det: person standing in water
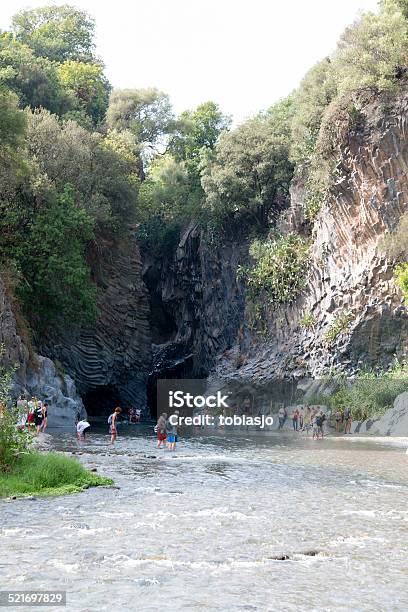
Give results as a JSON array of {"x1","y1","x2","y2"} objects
[
  {"x1": 109, "y1": 407, "x2": 122, "y2": 444},
  {"x1": 278, "y1": 407, "x2": 285, "y2": 430},
  {"x1": 298, "y1": 407, "x2": 304, "y2": 431},
  {"x1": 292, "y1": 408, "x2": 299, "y2": 431},
  {"x1": 41, "y1": 403, "x2": 49, "y2": 432},
  {"x1": 303, "y1": 406, "x2": 312, "y2": 434},
  {"x1": 155, "y1": 412, "x2": 167, "y2": 448},
  {"x1": 344, "y1": 407, "x2": 352, "y2": 434},
  {"x1": 315, "y1": 411, "x2": 326, "y2": 439},
  {"x1": 166, "y1": 410, "x2": 179, "y2": 451}
]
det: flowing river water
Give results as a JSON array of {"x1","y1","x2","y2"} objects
[{"x1": 1, "y1": 427, "x2": 408, "y2": 611}]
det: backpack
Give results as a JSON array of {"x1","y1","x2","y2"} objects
[{"x1": 107, "y1": 414, "x2": 112, "y2": 425}]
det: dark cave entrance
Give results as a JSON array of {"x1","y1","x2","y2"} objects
[
  {"x1": 82, "y1": 385, "x2": 121, "y2": 419},
  {"x1": 147, "y1": 351, "x2": 196, "y2": 420}
]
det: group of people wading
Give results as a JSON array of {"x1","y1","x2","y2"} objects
[
  {"x1": 75, "y1": 408, "x2": 181, "y2": 450},
  {"x1": 278, "y1": 405, "x2": 327, "y2": 439}
]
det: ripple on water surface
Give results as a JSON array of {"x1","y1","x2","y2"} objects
[{"x1": 1, "y1": 430, "x2": 408, "y2": 611}]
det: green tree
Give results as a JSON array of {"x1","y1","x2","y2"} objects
[
  {"x1": 106, "y1": 88, "x2": 175, "y2": 162},
  {"x1": 26, "y1": 109, "x2": 139, "y2": 232},
  {"x1": 0, "y1": 85, "x2": 26, "y2": 149},
  {"x1": 202, "y1": 98, "x2": 294, "y2": 225},
  {"x1": 392, "y1": 0, "x2": 408, "y2": 18},
  {"x1": 136, "y1": 155, "x2": 192, "y2": 254},
  {"x1": 290, "y1": 59, "x2": 337, "y2": 167},
  {"x1": 12, "y1": 4, "x2": 95, "y2": 63},
  {"x1": 57, "y1": 60, "x2": 111, "y2": 124},
  {"x1": 171, "y1": 101, "x2": 231, "y2": 178},
  {"x1": 0, "y1": 84, "x2": 26, "y2": 193},
  {"x1": 0, "y1": 34, "x2": 72, "y2": 115},
  {"x1": 332, "y1": 0, "x2": 408, "y2": 94},
  {"x1": 14, "y1": 186, "x2": 96, "y2": 329}
]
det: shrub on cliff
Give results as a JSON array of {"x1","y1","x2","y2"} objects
[
  {"x1": 238, "y1": 233, "x2": 309, "y2": 306},
  {"x1": 329, "y1": 361, "x2": 408, "y2": 421},
  {"x1": 395, "y1": 263, "x2": 408, "y2": 305},
  {"x1": 380, "y1": 213, "x2": 408, "y2": 260}
]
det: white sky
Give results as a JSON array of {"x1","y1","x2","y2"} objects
[{"x1": 1, "y1": 0, "x2": 380, "y2": 123}]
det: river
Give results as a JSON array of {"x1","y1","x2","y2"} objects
[{"x1": 1, "y1": 427, "x2": 408, "y2": 611}]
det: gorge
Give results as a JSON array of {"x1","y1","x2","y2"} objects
[
  {"x1": 2, "y1": 89, "x2": 408, "y2": 425},
  {"x1": 1, "y1": 1, "x2": 408, "y2": 429}
]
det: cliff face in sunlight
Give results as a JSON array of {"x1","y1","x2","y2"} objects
[{"x1": 214, "y1": 92, "x2": 408, "y2": 380}]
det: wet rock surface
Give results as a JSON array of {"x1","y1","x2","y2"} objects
[
  {"x1": 365, "y1": 391, "x2": 408, "y2": 436},
  {"x1": 142, "y1": 222, "x2": 247, "y2": 378}
]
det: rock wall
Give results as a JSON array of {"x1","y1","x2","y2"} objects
[
  {"x1": 143, "y1": 222, "x2": 247, "y2": 378},
  {"x1": 215, "y1": 92, "x2": 408, "y2": 381},
  {"x1": 41, "y1": 234, "x2": 152, "y2": 411},
  {"x1": 0, "y1": 277, "x2": 84, "y2": 425},
  {"x1": 363, "y1": 391, "x2": 408, "y2": 436}
]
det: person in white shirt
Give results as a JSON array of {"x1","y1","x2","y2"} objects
[{"x1": 76, "y1": 419, "x2": 90, "y2": 440}]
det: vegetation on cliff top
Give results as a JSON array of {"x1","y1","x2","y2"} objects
[{"x1": 1, "y1": 1, "x2": 408, "y2": 338}]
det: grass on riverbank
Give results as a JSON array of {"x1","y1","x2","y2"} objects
[{"x1": 0, "y1": 451, "x2": 113, "y2": 498}]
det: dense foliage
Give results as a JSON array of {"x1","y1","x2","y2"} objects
[
  {"x1": 238, "y1": 234, "x2": 309, "y2": 305},
  {"x1": 395, "y1": 263, "x2": 408, "y2": 305},
  {"x1": 0, "y1": 353, "x2": 31, "y2": 471},
  {"x1": 202, "y1": 98, "x2": 294, "y2": 225},
  {"x1": 1, "y1": 0, "x2": 408, "y2": 339}
]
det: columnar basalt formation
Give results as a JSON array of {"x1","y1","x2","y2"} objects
[
  {"x1": 42, "y1": 235, "x2": 152, "y2": 410},
  {"x1": 215, "y1": 93, "x2": 408, "y2": 380},
  {"x1": 143, "y1": 222, "x2": 246, "y2": 378}
]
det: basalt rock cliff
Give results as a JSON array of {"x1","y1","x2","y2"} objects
[
  {"x1": 214, "y1": 92, "x2": 408, "y2": 381},
  {"x1": 3, "y1": 93, "x2": 408, "y2": 418},
  {"x1": 41, "y1": 234, "x2": 152, "y2": 414},
  {"x1": 143, "y1": 222, "x2": 246, "y2": 380},
  {"x1": 0, "y1": 277, "x2": 84, "y2": 424}
]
